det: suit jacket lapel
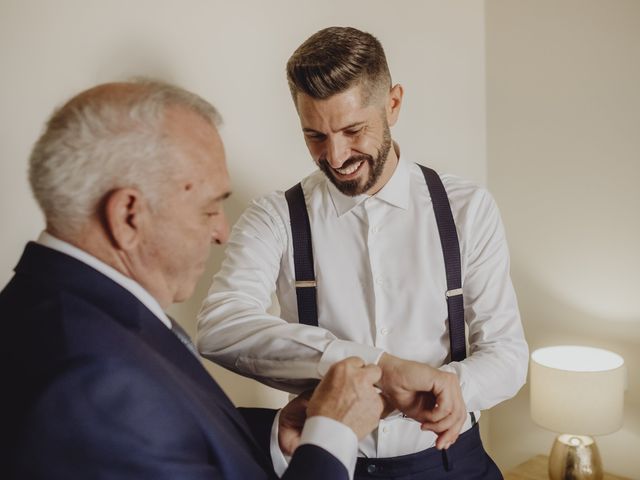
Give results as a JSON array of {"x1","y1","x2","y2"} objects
[
  {"x1": 135, "y1": 307, "x2": 270, "y2": 461},
  {"x1": 133, "y1": 314, "x2": 274, "y2": 474}
]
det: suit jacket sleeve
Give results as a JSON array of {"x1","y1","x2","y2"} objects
[
  {"x1": 13, "y1": 359, "x2": 349, "y2": 480},
  {"x1": 237, "y1": 407, "x2": 350, "y2": 480},
  {"x1": 237, "y1": 407, "x2": 277, "y2": 458}
]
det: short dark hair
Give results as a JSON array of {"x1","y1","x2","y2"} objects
[{"x1": 286, "y1": 26, "x2": 392, "y2": 105}]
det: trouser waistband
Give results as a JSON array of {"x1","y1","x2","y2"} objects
[{"x1": 355, "y1": 423, "x2": 482, "y2": 477}]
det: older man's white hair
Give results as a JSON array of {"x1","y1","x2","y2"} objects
[{"x1": 28, "y1": 79, "x2": 221, "y2": 237}]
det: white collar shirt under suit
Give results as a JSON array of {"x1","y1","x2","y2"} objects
[{"x1": 197, "y1": 153, "x2": 528, "y2": 459}]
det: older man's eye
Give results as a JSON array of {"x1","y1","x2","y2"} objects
[{"x1": 305, "y1": 133, "x2": 326, "y2": 142}]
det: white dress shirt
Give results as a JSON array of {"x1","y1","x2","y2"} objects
[
  {"x1": 197, "y1": 153, "x2": 529, "y2": 458},
  {"x1": 37, "y1": 231, "x2": 357, "y2": 477}
]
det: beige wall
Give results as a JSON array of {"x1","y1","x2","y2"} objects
[
  {"x1": 0, "y1": 0, "x2": 487, "y2": 409},
  {"x1": 486, "y1": 1, "x2": 640, "y2": 476},
  {"x1": 4, "y1": 1, "x2": 638, "y2": 473}
]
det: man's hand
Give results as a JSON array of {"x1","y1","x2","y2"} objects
[
  {"x1": 377, "y1": 353, "x2": 467, "y2": 450},
  {"x1": 278, "y1": 390, "x2": 313, "y2": 456},
  {"x1": 307, "y1": 356, "x2": 384, "y2": 440}
]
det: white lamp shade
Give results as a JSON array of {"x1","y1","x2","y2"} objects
[{"x1": 530, "y1": 346, "x2": 625, "y2": 435}]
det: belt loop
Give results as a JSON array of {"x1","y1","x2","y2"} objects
[{"x1": 442, "y1": 448, "x2": 455, "y2": 472}]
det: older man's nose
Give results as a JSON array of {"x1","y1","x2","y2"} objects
[{"x1": 211, "y1": 210, "x2": 230, "y2": 245}]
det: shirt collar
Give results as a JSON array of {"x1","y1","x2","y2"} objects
[
  {"x1": 327, "y1": 143, "x2": 411, "y2": 217},
  {"x1": 37, "y1": 231, "x2": 172, "y2": 329}
]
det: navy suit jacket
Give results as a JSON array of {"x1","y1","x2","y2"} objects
[{"x1": 1, "y1": 243, "x2": 348, "y2": 479}]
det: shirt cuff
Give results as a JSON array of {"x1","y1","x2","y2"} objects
[
  {"x1": 270, "y1": 413, "x2": 358, "y2": 479},
  {"x1": 318, "y1": 339, "x2": 385, "y2": 377},
  {"x1": 270, "y1": 410, "x2": 290, "y2": 477},
  {"x1": 299, "y1": 416, "x2": 359, "y2": 478},
  {"x1": 438, "y1": 362, "x2": 480, "y2": 415}
]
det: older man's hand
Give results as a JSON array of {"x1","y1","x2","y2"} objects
[
  {"x1": 307, "y1": 356, "x2": 384, "y2": 440},
  {"x1": 377, "y1": 353, "x2": 467, "y2": 450},
  {"x1": 278, "y1": 390, "x2": 313, "y2": 456}
]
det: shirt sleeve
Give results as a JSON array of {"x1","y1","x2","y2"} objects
[
  {"x1": 270, "y1": 411, "x2": 358, "y2": 479},
  {"x1": 440, "y1": 188, "x2": 529, "y2": 411},
  {"x1": 196, "y1": 196, "x2": 383, "y2": 392}
]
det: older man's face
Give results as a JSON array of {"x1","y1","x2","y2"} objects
[{"x1": 142, "y1": 107, "x2": 231, "y2": 304}]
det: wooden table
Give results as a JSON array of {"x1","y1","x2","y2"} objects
[{"x1": 504, "y1": 455, "x2": 633, "y2": 480}]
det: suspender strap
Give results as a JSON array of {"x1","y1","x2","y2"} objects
[
  {"x1": 284, "y1": 183, "x2": 319, "y2": 326},
  {"x1": 418, "y1": 165, "x2": 466, "y2": 362}
]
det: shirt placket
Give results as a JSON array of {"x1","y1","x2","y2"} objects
[{"x1": 364, "y1": 198, "x2": 397, "y2": 457}]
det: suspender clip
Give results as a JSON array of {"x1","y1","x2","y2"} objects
[
  {"x1": 295, "y1": 280, "x2": 317, "y2": 288},
  {"x1": 445, "y1": 288, "x2": 463, "y2": 298}
]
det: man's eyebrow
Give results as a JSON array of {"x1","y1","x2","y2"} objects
[
  {"x1": 302, "y1": 122, "x2": 366, "y2": 134},
  {"x1": 341, "y1": 122, "x2": 366, "y2": 131}
]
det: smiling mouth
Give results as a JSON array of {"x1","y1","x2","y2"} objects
[{"x1": 333, "y1": 159, "x2": 365, "y2": 178}]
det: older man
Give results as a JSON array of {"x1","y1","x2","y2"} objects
[
  {"x1": 1, "y1": 80, "x2": 384, "y2": 479},
  {"x1": 198, "y1": 27, "x2": 529, "y2": 479}
]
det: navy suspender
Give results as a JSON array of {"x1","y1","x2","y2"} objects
[
  {"x1": 284, "y1": 183, "x2": 319, "y2": 327},
  {"x1": 418, "y1": 166, "x2": 466, "y2": 362},
  {"x1": 284, "y1": 164, "x2": 467, "y2": 362}
]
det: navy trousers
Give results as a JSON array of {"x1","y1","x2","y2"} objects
[{"x1": 354, "y1": 424, "x2": 502, "y2": 480}]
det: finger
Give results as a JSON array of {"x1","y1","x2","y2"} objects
[
  {"x1": 342, "y1": 356, "x2": 366, "y2": 368},
  {"x1": 436, "y1": 430, "x2": 459, "y2": 450},
  {"x1": 436, "y1": 414, "x2": 465, "y2": 450},
  {"x1": 361, "y1": 364, "x2": 382, "y2": 384},
  {"x1": 420, "y1": 397, "x2": 454, "y2": 423},
  {"x1": 427, "y1": 424, "x2": 460, "y2": 450},
  {"x1": 420, "y1": 411, "x2": 458, "y2": 434},
  {"x1": 422, "y1": 413, "x2": 465, "y2": 450},
  {"x1": 368, "y1": 391, "x2": 386, "y2": 420}
]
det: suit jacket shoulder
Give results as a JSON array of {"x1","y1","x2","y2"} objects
[{"x1": 2, "y1": 243, "x2": 349, "y2": 479}]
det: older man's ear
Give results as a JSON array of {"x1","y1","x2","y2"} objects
[{"x1": 103, "y1": 187, "x2": 147, "y2": 251}]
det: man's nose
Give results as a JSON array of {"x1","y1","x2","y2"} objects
[
  {"x1": 211, "y1": 210, "x2": 230, "y2": 245},
  {"x1": 325, "y1": 136, "x2": 350, "y2": 168}
]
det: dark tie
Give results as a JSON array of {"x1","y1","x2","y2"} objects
[{"x1": 168, "y1": 316, "x2": 199, "y2": 357}]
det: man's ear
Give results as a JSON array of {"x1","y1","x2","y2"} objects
[
  {"x1": 386, "y1": 84, "x2": 404, "y2": 127},
  {"x1": 103, "y1": 188, "x2": 147, "y2": 251}
]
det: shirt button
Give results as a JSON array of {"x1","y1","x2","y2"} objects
[
  {"x1": 375, "y1": 277, "x2": 384, "y2": 286},
  {"x1": 382, "y1": 426, "x2": 389, "y2": 434},
  {"x1": 370, "y1": 226, "x2": 379, "y2": 234},
  {"x1": 380, "y1": 327, "x2": 389, "y2": 336}
]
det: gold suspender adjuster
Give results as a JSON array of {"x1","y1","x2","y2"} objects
[
  {"x1": 295, "y1": 280, "x2": 317, "y2": 288},
  {"x1": 445, "y1": 288, "x2": 463, "y2": 298}
]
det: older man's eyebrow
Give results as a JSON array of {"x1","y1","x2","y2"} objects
[{"x1": 210, "y1": 191, "x2": 232, "y2": 202}]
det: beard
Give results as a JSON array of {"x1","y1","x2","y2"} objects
[{"x1": 318, "y1": 122, "x2": 392, "y2": 197}]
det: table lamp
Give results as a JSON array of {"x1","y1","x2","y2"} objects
[{"x1": 530, "y1": 345, "x2": 625, "y2": 480}]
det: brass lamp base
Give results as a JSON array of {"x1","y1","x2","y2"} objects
[{"x1": 548, "y1": 434, "x2": 603, "y2": 480}]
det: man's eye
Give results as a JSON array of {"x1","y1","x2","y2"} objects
[
  {"x1": 206, "y1": 212, "x2": 219, "y2": 217},
  {"x1": 306, "y1": 134, "x2": 325, "y2": 142},
  {"x1": 345, "y1": 129, "x2": 362, "y2": 136}
]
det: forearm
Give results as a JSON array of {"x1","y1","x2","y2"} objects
[{"x1": 198, "y1": 291, "x2": 383, "y2": 391}]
